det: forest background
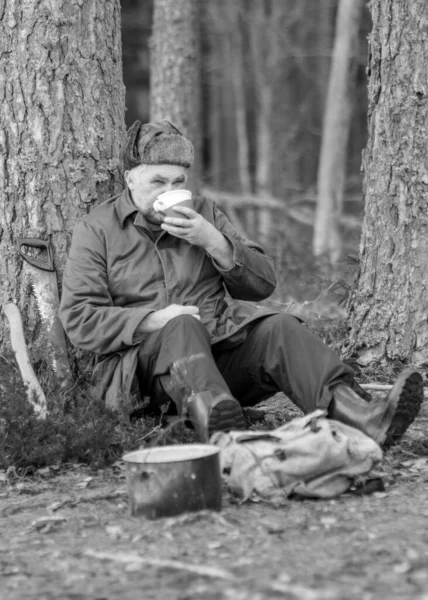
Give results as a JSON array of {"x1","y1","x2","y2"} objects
[
  {"x1": 2, "y1": 4, "x2": 428, "y2": 599},
  {"x1": 122, "y1": 0, "x2": 370, "y2": 308}
]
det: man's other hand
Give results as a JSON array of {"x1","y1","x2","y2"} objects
[{"x1": 136, "y1": 304, "x2": 200, "y2": 335}]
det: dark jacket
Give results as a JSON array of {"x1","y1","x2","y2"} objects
[{"x1": 60, "y1": 189, "x2": 278, "y2": 416}]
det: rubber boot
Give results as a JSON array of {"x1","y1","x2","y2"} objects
[
  {"x1": 183, "y1": 391, "x2": 246, "y2": 443},
  {"x1": 158, "y1": 374, "x2": 246, "y2": 443},
  {"x1": 329, "y1": 369, "x2": 423, "y2": 449}
]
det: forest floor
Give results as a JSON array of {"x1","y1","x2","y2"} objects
[
  {"x1": 2, "y1": 204, "x2": 428, "y2": 599},
  {"x1": 2, "y1": 392, "x2": 428, "y2": 600}
]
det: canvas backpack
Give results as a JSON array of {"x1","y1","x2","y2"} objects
[{"x1": 211, "y1": 409, "x2": 382, "y2": 504}]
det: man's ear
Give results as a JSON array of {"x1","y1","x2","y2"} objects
[{"x1": 124, "y1": 170, "x2": 132, "y2": 188}]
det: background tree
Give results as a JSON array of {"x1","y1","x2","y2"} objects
[
  {"x1": 149, "y1": 0, "x2": 201, "y2": 192},
  {"x1": 347, "y1": 0, "x2": 428, "y2": 367},
  {"x1": 0, "y1": 0, "x2": 125, "y2": 351},
  {"x1": 313, "y1": 0, "x2": 365, "y2": 265}
]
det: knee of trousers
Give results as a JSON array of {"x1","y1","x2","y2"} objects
[
  {"x1": 162, "y1": 313, "x2": 210, "y2": 340},
  {"x1": 257, "y1": 313, "x2": 303, "y2": 340}
]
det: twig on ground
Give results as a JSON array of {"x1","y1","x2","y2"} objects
[
  {"x1": 49, "y1": 489, "x2": 128, "y2": 511},
  {"x1": 84, "y1": 549, "x2": 237, "y2": 581},
  {"x1": 361, "y1": 383, "x2": 428, "y2": 400},
  {"x1": 29, "y1": 516, "x2": 67, "y2": 532},
  {"x1": 2, "y1": 489, "x2": 128, "y2": 517},
  {"x1": 269, "y1": 581, "x2": 338, "y2": 600}
]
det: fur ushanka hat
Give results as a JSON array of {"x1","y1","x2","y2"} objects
[{"x1": 121, "y1": 119, "x2": 194, "y2": 172}]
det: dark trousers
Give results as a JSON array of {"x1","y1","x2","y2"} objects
[{"x1": 136, "y1": 313, "x2": 355, "y2": 415}]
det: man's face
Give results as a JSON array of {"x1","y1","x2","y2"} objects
[{"x1": 125, "y1": 164, "x2": 187, "y2": 225}]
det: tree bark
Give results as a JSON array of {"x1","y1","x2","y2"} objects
[
  {"x1": 313, "y1": 0, "x2": 365, "y2": 263},
  {"x1": 0, "y1": 0, "x2": 125, "y2": 348},
  {"x1": 149, "y1": 0, "x2": 201, "y2": 193},
  {"x1": 347, "y1": 0, "x2": 428, "y2": 367}
]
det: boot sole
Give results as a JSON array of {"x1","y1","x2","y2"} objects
[
  {"x1": 208, "y1": 399, "x2": 246, "y2": 437},
  {"x1": 382, "y1": 370, "x2": 424, "y2": 450}
]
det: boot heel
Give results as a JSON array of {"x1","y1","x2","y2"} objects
[
  {"x1": 383, "y1": 370, "x2": 424, "y2": 449},
  {"x1": 208, "y1": 399, "x2": 246, "y2": 437}
]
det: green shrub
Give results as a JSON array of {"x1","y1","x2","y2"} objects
[{"x1": 0, "y1": 355, "x2": 193, "y2": 471}]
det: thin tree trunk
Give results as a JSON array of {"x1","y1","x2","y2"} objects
[
  {"x1": 149, "y1": 0, "x2": 201, "y2": 194},
  {"x1": 0, "y1": 0, "x2": 124, "y2": 349},
  {"x1": 210, "y1": 92, "x2": 224, "y2": 192},
  {"x1": 229, "y1": 3, "x2": 252, "y2": 195},
  {"x1": 206, "y1": 26, "x2": 222, "y2": 191},
  {"x1": 255, "y1": 87, "x2": 273, "y2": 196},
  {"x1": 347, "y1": 0, "x2": 428, "y2": 367},
  {"x1": 317, "y1": 0, "x2": 334, "y2": 116},
  {"x1": 313, "y1": 0, "x2": 364, "y2": 263},
  {"x1": 248, "y1": 0, "x2": 278, "y2": 197},
  {"x1": 247, "y1": 0, "x2": 280, "y2": 248}
]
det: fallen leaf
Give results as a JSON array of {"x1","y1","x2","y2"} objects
[
  {"x1": 29, "y1": 516, "x2": 67, "y2": 532},
  {"x1": 401, "y1": 459, "x2": 428, "y2": 469},
  {"x1": 1, "y1": 566, "x2": 21, "y2": 576},
  {"x1": 319, "y1": 516, "x2": 337, "y2": 527},
  {"x1": 274, "y1": 572, "x2": 292, "y2": 585},
  {"x1": 47, "y1": 501, "x2": 65, "y2": 512},
  {"x1": 75, "y1": 477, "x2": 93, "y2": 489},
  {"x1": 407, "y1": 548, "x2": 420, "y2": 561},
  {"x1": 394, "y1": 561, "x2": 411, "y2": 574},
  {"x1": 409, "y1": 569, "x2": 428, "y2": 585},
  {"x1": 262, "y1": 518, "x2": 285, "y2": 534},
  {"x1": 105, "y1": 524, "x2": 124, "y2": 539},
  {"x1": 37, "y1": 467, "x2": 51, "y2": 476},
  {"x1": 113, "y1": 461, "x2": 126, "y2": 470}
]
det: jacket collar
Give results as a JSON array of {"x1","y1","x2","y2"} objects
[
  {"x1": 115, "y1": 188, "x2": 138, "y2": 227},
  {"x1": 114, "y1": 188, "x2": 162, "y2": 235}
]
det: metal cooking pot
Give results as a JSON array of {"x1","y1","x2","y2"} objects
[{"x1": 122, "y1": 444, "x2": 222, "y2": 519}]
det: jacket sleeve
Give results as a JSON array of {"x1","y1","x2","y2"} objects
[
  {"x1": 208, "y1": 202, "x2": 277, "y2": 301},
  {"x1": 59, "y1": 221, "x2": 153, "y2": 354}
]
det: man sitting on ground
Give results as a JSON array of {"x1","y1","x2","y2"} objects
[{"x1": 60, "y1": 120, "x2": 423, "y2": 446}]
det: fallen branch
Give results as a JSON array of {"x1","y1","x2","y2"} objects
[
  {"x1": 269, "y1": 581, "x2": 338, "y2": 600},
  {"x1": 85, "y1": 549, "x2": 336, "y2": 598},
  {"x1": 204, "y1": 186, "x2": 361, "y2": 230},
  {"x1": 48, "y1": 489, "x2": 128, "y2": 512},
  {"x1": 361, "y1": 383, "x2": 428, "y2": 400},
  {"x1": 84, "y1": 549, "x2": 237, "y2": 581}
]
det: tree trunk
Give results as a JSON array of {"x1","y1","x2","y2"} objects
[
  {"x1": 313, "y1": 0, "x2": 364, "y2": 263},
  {"x1": 149, "y1": 0, "x2": 201, "y2": 194},
  {"x1": 0, "y1": 0, "x2": 125, "y2": 349},
  {"x1": 248, "y1": 0, "x2": 279, "y2": 197},
  {"x1": 347, "y1": 0, "x2": 428, "y2": 367},
  {"x1": 229, "y1": 2, "x2": 252, "y2": 196},
  {"x1": 317, "y1": 0, "x2": 334, "y2": 117},
  {"x1": 255, "y1": 87, "x2": 273, "y2": 196}
]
